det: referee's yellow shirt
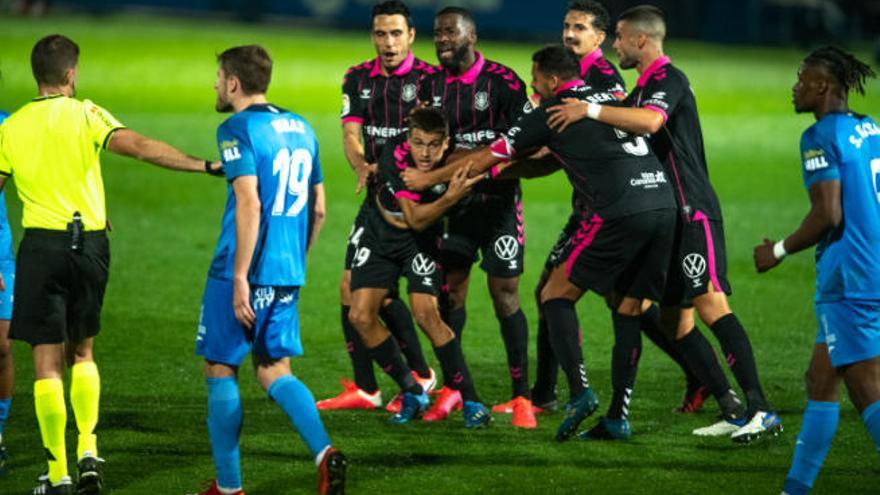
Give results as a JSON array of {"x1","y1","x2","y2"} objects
[{"x1": 0, "y1": 95, "x2": 124, "y2": 231}]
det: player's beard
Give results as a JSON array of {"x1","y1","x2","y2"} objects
[
  {"x1": 617, "y1": 51, "x2": 638, "y2": 70},
  {"x1": 215, "y1": 94, "x2": 233, "y2": 113},
  {"x1": 439, "y1": 43, "x2": 471, "y2": 73}
]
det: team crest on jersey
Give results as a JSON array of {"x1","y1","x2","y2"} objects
[
  {"x1": 494, "y1": 235, "x2": 519, "y2": 261},
  {"x1": 682, "y1": 253, "x2": 706, "y2": 286},
  {"x1": 342, "y1": 94, "x2": 351, "y2": 116},
  {"x1": 474, "y1": 91, "x2": 489, "y2": 111},
  {"x1": 411, "y1": 253, "x2": 436, "y2": 276},
  {"x1": 402, "y1": 83, "x2": 417, "y2": 103}
]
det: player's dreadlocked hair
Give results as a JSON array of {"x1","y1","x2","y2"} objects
[{"x1": 804, "y1": 46, "x2": 876, "y2": 96}]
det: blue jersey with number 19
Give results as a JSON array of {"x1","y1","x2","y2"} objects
[
  {"x1": 801, "y1": 111, "x2": 880, "y2": 302},
  {"x1": 209, "y1": 104, "x2": 323, "y2": 287}
]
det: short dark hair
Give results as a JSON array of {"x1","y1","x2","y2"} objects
[
  {"x1": 217, "y1": 45, "x2": 272, "y2": 95},
  {"x1": 436, "y1": 6, "x2": 476, "y2": 32},
  {"x1": 407, "y1": 107, "x2": 448, "y2": 137},
  {"x1": 532, "y1": 44, "x2": 581, "y2": 80},
  {"x1": 618, "y1": 5, "x2": 666, "y2": 41},
  {"x1": 804, "y1": 46, "x2": 876, "y2": 96},
  {"x1": 567, "y1": 1, "x2": 611, "y2": 33},
  {"x1": 372, "y1": 1, "x2": 413, "y2": 29},
  {"x1": 31, "y1": 34, "x2": 79, "y2": 86}
]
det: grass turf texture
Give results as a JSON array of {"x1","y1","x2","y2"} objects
[{"x1": 1, "y1": 13, "x2": 879, "y2": 494}]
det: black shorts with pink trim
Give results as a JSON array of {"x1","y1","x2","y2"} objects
[
  {"x1": 441, "y1": 189, "x2": 525, "y2": 278},
  {"x1": 545, "y1": 210, "x2": 581, "y2": 271},
  {"x1": 561, "y1": 208, "x2": 676, "y2": 299},
  {"x1": 661, "y1": 211, "x2": 732, "y2": 306},
  {"x1": 349, "y1": 213, "x2": 443, "y2": 296}
]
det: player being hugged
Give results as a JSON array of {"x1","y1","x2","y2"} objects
[
  {"x1": 193, "y1": 45, "x2": 345, "y2": 495},
  {"x1": 753, "y1": 46, "x2": 880, "y2": 495},
  {"x1": 347, "y1": 107, "x2": 492, "y2": 428}
]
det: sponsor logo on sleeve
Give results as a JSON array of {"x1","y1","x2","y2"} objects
[
  {"x1": 802, "y1": 148, "x2": 829, "y2": 171},
  {"x1": 220, "y1": 139, "x2": 241, "y2": 162},
  {"x1": 342, "y1": 94, "x2": 351, "y2": 116}
]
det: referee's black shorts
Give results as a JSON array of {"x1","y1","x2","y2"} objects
[{"x1": 9, "y1": 229, "x2": 110, "y2": 345}]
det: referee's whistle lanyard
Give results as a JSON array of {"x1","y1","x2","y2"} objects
[{"x1": 67, "y1": 211, "x2": 84, "y2": 251}]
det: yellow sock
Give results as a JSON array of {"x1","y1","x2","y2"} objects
[
  {"x1": 34, "y1": 378, "x2": 68, "y2": 483},
  {"x1": 70, "y1": 362, "x2": 100, "y2": 459}
]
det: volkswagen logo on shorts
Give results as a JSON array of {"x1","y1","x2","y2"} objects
[
  {"x1": 494, "y1": 235, "x2": 519, "y2": 261},
  {"x1": 411, "y1": 253, "x2": 436, "y2": 276},
  {"x1": 682, "y1": 253, "x2": 706, "y2": 279}
]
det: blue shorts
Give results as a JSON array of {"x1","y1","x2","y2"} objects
[
  {"x1": 815, "y1": 299, "x2": 880, "y2": 368},
  {"x1": 0, "y1": 258, "x2": 14, "y2": 321},
  {"x1": 196, "y1": 277, "x2": 302, "y2": 366}
]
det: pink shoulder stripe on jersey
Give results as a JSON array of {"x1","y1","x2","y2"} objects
[
  {"x1": 636, "y1": 55, "x2": 671, "y2": 88},
  {"x1": 566, "y1": 214, "x2": 604, "y2": 279},
  {"x1": 643, "y1": 104, "x2": 668, "y2": 123},
  {"x1": 579, "y1": 48, "x2": 604, "y2": 77},
  {"x1": 554, "y1": 79, "x2": 586, "y2": 96},
  {"x1": 395, "y1": 190, "x2": 421, "y2": 201},
  {"x1": 342, "y1": 116, "x2": 364, "y2": 124},
  {"x1": 446, "y1": 51, "x2": 486, "y2": 85},
  {"x1": 370, "y1": 51, "x2": 416, "y2": 78},
  {"x1": 692, "y1": 210, "x2": 722, "y2": 293}
]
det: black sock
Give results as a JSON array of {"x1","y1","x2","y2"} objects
[
  {"x1": 710, "y1": 313, "x2": 769, "y2": 415},
  {"x1": 342, "y1": 305, "x2": 378, "y2": 393},
  {"x1": 447, "y1": 306, "x2": 467, "y2": 341},
  {"x1": 531, "y1": 315, "x2": 559, "y2": 403},
  {"x1": 608, "y1": 313, "x2": 642, "y2": 420},
  {"x1": 640, "y1": 305, "x2": 701, "y2": 387},
  {"x1": 499, "y1": 309, "x2": 530, "y2": 399},
  {"x1": 433, "y1": 339, "x2": 479, "y2": 403},
  {"x1": 675, "y1": 328, "x2": 732, "y2": 400},
  {"x1": 543, "y1": 298, "x2": 588, "y2": 399},
  {"x1": 380, "y1": 298, "x2": 430, "y2": 378},
  {"x1": 368, "y1": 336, "x2": 420, "y2": 395}
]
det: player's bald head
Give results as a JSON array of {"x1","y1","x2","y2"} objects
[{"x1": 618, "y1": 5, "x2": 666, "y2": 43}]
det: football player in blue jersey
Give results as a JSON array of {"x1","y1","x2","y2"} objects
[
  {"x1": 753, "y1": 46, "x2": 880, "y2": 495},
  {"x1": 0, "y1": 109, "x2": 14, "y2": 474},
  {"x1": 191, "y1": 45, "x2": 345, "y2": 495}
]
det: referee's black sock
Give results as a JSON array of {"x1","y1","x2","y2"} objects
[
  {"x1": 531, "y1": 314, "x2": 559, "y2": 403},
  {"x1": 543, "y1": 298, "x2": 588, "y2": 399},
  {"x1": 433, "y1": 338, "x2": 480, "y2": 403},
  {"x1": 380, "y1": 298, "x2": 431, "y2": 379},
  {"x1": 710, "y1": 313, "x2": 769, "y2": 415},
  {"x1": 608, "y1": 313, "x2": 642, "y2": 421},
  {"x1": 640, "y1": 305, "x2": 702, "y2": 388},
  {"x1": 368, "y1": 336, "x2": 420, "y2": 395},
  {"x1": 499, "y1": 309, "x2": 530, "y2": 399},
  {"x1": 342, "y1": 305, "x2": 379, "y2": 394}
]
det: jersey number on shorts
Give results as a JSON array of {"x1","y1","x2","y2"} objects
[
  {"x1": 272, "y1": 148, "x2": 313, "y2": 217},
  {"x1": 614, "y1": 128, "x2": 650, "y2": 157},
  {"x1": 872, "y1": 158, "x2": 880, "y2": 204}
]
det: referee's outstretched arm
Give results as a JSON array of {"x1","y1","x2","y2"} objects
[{"x1": 107, "y1": 128, "x2": 222, "y2": 175}]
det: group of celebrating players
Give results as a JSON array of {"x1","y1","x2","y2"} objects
[{"x1": 0, "y1": 0, "x2": 877, "y2": 494}]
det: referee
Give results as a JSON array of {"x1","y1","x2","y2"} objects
[{"x1": 0, "y1": 34, "x2": 221, "y2": 495}]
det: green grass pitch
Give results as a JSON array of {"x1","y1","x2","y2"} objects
[{"x1": 0, "y1": 13, "x2": 879, "y2": 494}]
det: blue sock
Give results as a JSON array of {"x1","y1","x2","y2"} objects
[
  {"x1": 206, "y1": 377, "x2": 243, "y2": 490},
  {"x1": 783, "y1": 400, "x2": 839, "y2": 495},
  {"x1": 0, "y1": 398, "x2": 11, "y2": 436},
  {"x1": 267, "y1": 374, "x2": 331, "y2": 460},
  {"x1": 862, "y1": 400, "x2": 880, "y2": 455}
]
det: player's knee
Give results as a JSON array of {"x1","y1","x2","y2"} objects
[
  {"x1": 693, "y1": 293, "x2": 731, "y2": 326},
  {"x1": 804, "y1": 366, "x2": 839, "y2": 401},
  {"x1": 0, "y1": 337, "x2": 10, "y2": 365},
  {"x1": 347, "y1": 306, "x2": 377, "y2": 333},
  {"x1": 604, "y1": 291, "x2": 623, "y2": 312},
  {"x1": 489, "y1": 281, "x2": 520, "y2": 317},
  {"x1": 411, "y1": 303, "x2": 440, "y2": 331},
  {"x1": 615, "y1": 297, "x2": 643, "y2": 317}
]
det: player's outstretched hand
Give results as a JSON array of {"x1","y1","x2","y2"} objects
[
  {"x1": 206, "y1": 160, "x2": 225, "y2": 177},
  {"x1": 233, "y1": 276, "x2": 256, "y2": 329},
  {"x1": 402, "y1": 167, "x2": 431, "y2": 191},
  {"x1": 547, "y1": 98, "x2": 589, "y2": 132},
  {"x1": 753, "y1": 238, "x2": 781, "y2": 273},
  {"x1": 356, "y1": 163, "x2": 377, "y2": 194}
]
